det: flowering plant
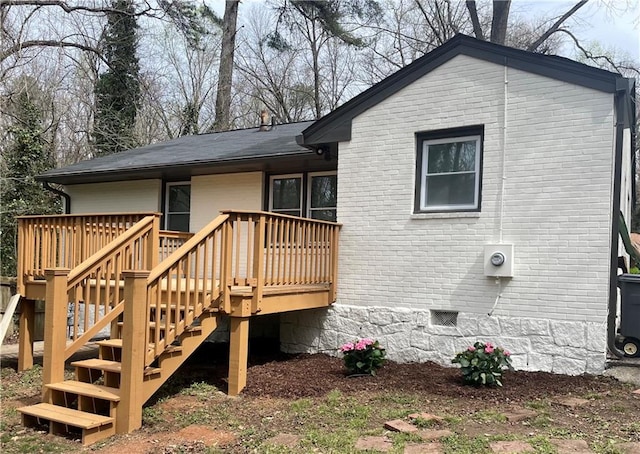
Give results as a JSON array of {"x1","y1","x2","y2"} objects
[
  {"x1": 451, "y1": 341, "x2": 514, "y2": 386},
  {"x1": 339, "y1": 339, "x2": 386, "y2": 375}
]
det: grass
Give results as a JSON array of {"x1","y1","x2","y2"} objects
[{"x1": 1, "y1": 364, "x2": 639, "y2": 454}]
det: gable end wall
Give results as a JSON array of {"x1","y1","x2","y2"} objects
[{"x1": 282, "y1": 54, "x2": 616, "y2": 375}]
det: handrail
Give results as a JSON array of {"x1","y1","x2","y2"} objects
[
  {"x1": 159, "y1": 230, "x2": 195, "y2": 263},
  {"x1": 63, "y1": 215, "x2": 160, "y2": 358},
  {"x1": 17, "y1": 212, "x2": 154, "y2": 293},
  {"x1": 148, "y1": 215, "x2": 230, "y2": 283},
  {"x1": 143, "y1": 210, "x2": 340, "y2": 365},
  {"x1": 68, "y1": 216, "x2": 158, "y2": 285},
  {"x1": 16, "y1": 212, "x2": 159, "y2": 219}
]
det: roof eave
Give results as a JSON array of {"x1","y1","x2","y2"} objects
[{"x1": 300, "y1": 34, "x2": 621, "y2": 147}]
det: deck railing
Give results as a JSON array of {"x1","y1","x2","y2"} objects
[
  {"x1": 16, "y1": 213, "x2": 155, "y2": 293},
  {"x1": 39, "y1": 214, "x2": 161, "y2": 391},
  {"x1": 144, "y1": 210, "x2": 341, "y2": 364},
  {"x1": 159, "y1": 230, "x2": 194, "y2": 262}
]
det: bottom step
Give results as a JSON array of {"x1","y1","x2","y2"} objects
[{"x1": 19, "y1": 402, "x2": 115, "y2": 446}]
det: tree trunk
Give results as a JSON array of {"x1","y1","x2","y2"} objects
[
  {"x1": 213, "y1": 0, "x2": 239, "y2": 132},
  {"x1": 490, "y1": 0, "x2": 511, "y2": 44}
]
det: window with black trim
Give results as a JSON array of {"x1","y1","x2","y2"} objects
[
  {"x1": 308, "y1": 172, "x2": 337, "y2": 222},
  {"x1": 269, "y1": 172, "x2": 337, "y2": 221},
  {"x1": 165, "y1": 182, "x2": 191, "y2": 231},
  {"x1": 415, "y1": 126, "x2": 483, "y2": 212},
  {"x1": 270, "y1": 174, "x2": 303, "y2": 217}
]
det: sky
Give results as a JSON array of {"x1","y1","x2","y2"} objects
[
  {"x1": 516, "y1": 0, "x2": 640, "y2": 62},
  {"x1": 214, "y1": 0, "x2": 640, "y2": 64}
]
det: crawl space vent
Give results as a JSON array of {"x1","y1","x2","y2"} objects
[{"x1": 431, "y1": 310, "x2": 458, "y2": 327}]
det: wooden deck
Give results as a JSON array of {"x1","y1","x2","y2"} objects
[{"x1": 15, "y1": 210, "x2": 340, "y2": 445}]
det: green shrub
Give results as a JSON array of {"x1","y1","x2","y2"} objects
[
  {"x1": 339, "y1": 339, "x2": 386, "y2": 375},
  {"x1": 452, "y1": 341, "x2": 514, "y2": 386}
]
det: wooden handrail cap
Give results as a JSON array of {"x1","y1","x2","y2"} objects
[
  {"x1": 122, "y1": 270, "x2": 151, "y2": 278},
  {"x1": 44, "y1": 268, "x2": 71, "y2": 276}
]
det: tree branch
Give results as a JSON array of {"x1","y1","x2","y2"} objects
[
  {"x1": 0, "y1": 0, "x2": 154, "y2": 17},
  {"x1": 527, "y1": 0, "x2": 589, "y2": 52},
  {"x1": 465, "y1": 0, "x2": 484, "y2": 40},
  {"x1": 556, "y1": 28, "x2": 640, "y2": 76},
  {"x1": 0, "y1": 39, "x2": 105, "y2": 63}
]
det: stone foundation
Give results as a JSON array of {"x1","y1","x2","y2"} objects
[{"x1": 280, "y1": 305, "x2": 607, "y2": 375}]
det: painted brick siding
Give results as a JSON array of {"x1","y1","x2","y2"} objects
[
  {"x1": 336, "y1": 54, "x2": 614, "y2": 324},
  {"x1": 65, "y1": 179, "x2": 161, "y2": 214},
  {"x1": 190, "y1": 172, "x2": 263, "y2": 232}
]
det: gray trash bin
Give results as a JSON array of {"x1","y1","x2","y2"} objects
[{"x1": 617, "y1": 274, "x2": 640, "y2": 357}]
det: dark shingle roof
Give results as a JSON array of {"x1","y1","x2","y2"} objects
[{"x1": 40, "y1": 121, "x2": 315, "y2": 184}]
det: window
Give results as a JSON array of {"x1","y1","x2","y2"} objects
[
  {"x1": 416, "y1": 126, "x2": 483, "y2": 212},
  {"x1": 270, "y1": 174, "x2": 303, "y2": 217},
  {"x1": 165, "y1": 183, "x2": 191, "y2": 231},
  {"x1": 269, "y1": 172, "x2": 337, "y2": 221},
  {"x1": 308, "y1": 172, "x2": 337, "y2": 222}
]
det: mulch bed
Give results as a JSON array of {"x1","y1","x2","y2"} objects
[{"x1": 241, "y1": 353, "x2": 618, "y2": 403}]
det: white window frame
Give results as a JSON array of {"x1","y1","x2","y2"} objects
[
  {"x1": 307, "y1": 171, "x2": 337, "y2": 221},
  {"x1": 164, "y1": 181, "x2": 191, "y2": 231},
  {"x1": 419, "y1": 135, "x2": 481, "y2": 211},
  {"x1": 269, "y1": 173, "x2": 303, "y2": 217}
]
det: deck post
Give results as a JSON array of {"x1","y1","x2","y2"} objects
[
  {"x1": 117, "y1": 270, "x2": 149, "y2": 434},
  {"x1": 146, "y1": 215, "x2": 160, "y2": 269},
  {"x1": 221, "y1": 218, "x2": 234, "y2": 314},
  {"x1": 17, "y1": 298, "x2": 35, "y2": 372},
  {"x1": 330, "y1": 226, "x2": 340, "y2": 302},
  {"x1": 42, "y1": 268, "x2": 70, "y2": 400},
  {"x1": 228, "y1": 316, "x2": 250, "y2": 396},
  {"x1": 252, "y1": 215, "x2": 265, "y2": 313}
]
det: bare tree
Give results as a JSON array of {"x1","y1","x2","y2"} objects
[{"x1": 212, "y1": 0, "x2": 239, "y2": 132}]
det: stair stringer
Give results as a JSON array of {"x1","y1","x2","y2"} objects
[{"x1": 141, "y1": 308, "x2": 221, "y2": 403}]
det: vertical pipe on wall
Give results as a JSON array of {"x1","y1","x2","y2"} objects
[{"x1": 498, "y1": 61, "x2": 509, "y2": 243}]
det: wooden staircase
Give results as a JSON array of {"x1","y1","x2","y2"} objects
[
  {"x1": 18, "y1": 291, "x2": 222, "y2": 444},
  {"x1": 16, "y1": 210, "x2": 340, "y2": 445}
]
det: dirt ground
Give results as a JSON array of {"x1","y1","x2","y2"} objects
[{"x1": 2, "y1": 344, "x2": 640, "y2": 453}]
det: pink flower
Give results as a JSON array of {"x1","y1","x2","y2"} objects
[
  {"x1": 340, "y1": 343, "x2": 354, "y2": 352},
  {"x1": 485, "y1": 342, "x2": 494, "y2": 349},
  {"x1": 355, "y1": 340, "x2": 367, "y2": 350},
  {"x1": 362, "y1": 338, "x2": 374, "y2": 346},
  {"x1": 485, "y1": 345, "x2": 495, "y2": 354},
  {"x1": 504, "y1": 350, "x2": 511, "y2": 356},
  {"x1": 467, "y1": 346, "x2": 476, "y2": 352}
]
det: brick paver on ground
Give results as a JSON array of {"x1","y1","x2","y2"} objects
[
  {"x1": 416, "y1": 429, "x2": 453, "y2": 441},
  {"x1": 264, "y1": 433, "x2": 301, "y2": 448},
  {"x1": 490, "y1": 440, "x2": 535, "y2": 453},
  {"x1": 551, "y1": 438, "x2": 593, "y2": 454},
  {"x1": 616, "y1": 441, "x2": 640, "y2": 454},
  {"x1": 403, "y1": 442, "x2": 444, "y2": 453},
  {"x1": 503, "y1": 408, "x2": 538, "y2": 422},
  {"x1": 355, "y1": 436, "x2": 393, "y2": 452},
  {"x1": 409, "y1": 412, "x2": 444, "y2": 423},
  {"x1": 384, "y1": 419, "x2": 418, "y2": 433},
  {"x1": 552, "y1": 397, "x2": 590, "y2": 408}
]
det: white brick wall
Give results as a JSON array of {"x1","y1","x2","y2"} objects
[
  {"x1": 337, "y1": 54, "x2": 614, "y2": 323},
  {"x1": 283, "y1": 54, "x2": 618, "y2": 373}
]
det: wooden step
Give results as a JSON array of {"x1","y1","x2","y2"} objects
[
  {"x1": 19, "y1": 402, "x2": 113, "y2": 429},
  {"x1": 72, "y1": 359, "x2": 122, "y2": 374},
  {"x1": 71, "y1": 359, "x2": 161, "y2": 377},
  {"x1": 95, "y1": 339, "x2": 122, "y2": 349},
  {"x1": 46, "y1": 380, "x2": 120, "y2": 401},
  {"x1": 19, "y1": 402, "x2": 115, "y2": 445}
]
